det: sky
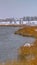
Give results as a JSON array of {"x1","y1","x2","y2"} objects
[{"x1": 0, "y1": 0, "x2": 37, "y2": 18}]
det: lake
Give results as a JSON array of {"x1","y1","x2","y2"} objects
[{"x1": 0, "y1": 27, "x2": 35, "y2": 62}]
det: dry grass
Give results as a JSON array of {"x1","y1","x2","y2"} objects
[
  {"x1": 15, "y1": 26, "x2": 37, "y2": 38},
  {"x1": 18, "y1": 40, "x2": 37, "y2": 56}
]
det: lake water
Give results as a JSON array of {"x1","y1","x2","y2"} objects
[{"x1": 0, "y1": 27, "x2": 35, "y2": 62}]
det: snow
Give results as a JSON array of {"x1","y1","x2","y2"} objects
[{"x1": 24, "y1": 43, "x2": 33, "y2": 47}]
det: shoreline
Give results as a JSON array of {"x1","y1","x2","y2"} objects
[
  {"x1": 0, "y1": 24, "x2": 27, "y2": 27},
  {"x1": 15, "y1": 26, "x2": 37, "y2": 38}
]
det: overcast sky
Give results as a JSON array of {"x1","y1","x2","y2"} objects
[{"x1": 0, "y1": 0, "x2": 37, "y2": 18}]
